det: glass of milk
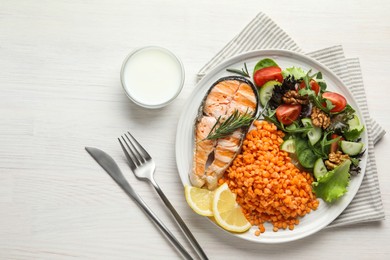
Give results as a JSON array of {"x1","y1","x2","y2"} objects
[{"x1": 120, "y1": 46, "x2": 185, "y2": 109}]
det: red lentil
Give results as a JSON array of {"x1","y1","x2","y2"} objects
[{"x1": 219, "y1": 120, "x2": 319, "y2": 235}]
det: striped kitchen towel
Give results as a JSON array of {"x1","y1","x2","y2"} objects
[{"x1": 197, "y1": 12, "x2": 385, "y2": 226}]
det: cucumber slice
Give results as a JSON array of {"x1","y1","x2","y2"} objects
[
  {"x1": 301, "y1": 118, "x2": 322, "y2": 145},
  {"x1": 301, "y1": 118, "x2": 312, "y2": 125},
  {"x1": 344, "y1": 114, "x2": 364, "y2": 141},
  {"x1": 259, "y1": 80, "x2": 281, "y2": 106},
  {"x1": 294, "y1": 137, "x2": 318, "y2": 169},
  {"x1": 281, "y1": 139, "x2": 295, "y2": 153},
  {"x1": 340, "y1": 140, "x2": 363, "y2": 156},
  {"x1": 286, "y1": 124, "x2": 297, "y2": 131},
  {"x1": 348, "y1": 114, "x2": 361, "y2": 129},
  {"x1": 307, "y1": 127, "x2": 322, "y2": 146},
  {"x1": 294, "y1": 137, "x2": 308, "y2": 154},
  {"x1": 297, "y1": 148, "x2": 317, "y2": 169},
  {"x1": 313, "y1": 158, "x2": 327, "y2": 180}
]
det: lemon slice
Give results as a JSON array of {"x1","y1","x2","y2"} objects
[
  {"x1": 185, "y1": 185, "x2": 213, "y2": 216},
  {"x1": 212, "y1": 183, "x2": 252, "y2": 233}
]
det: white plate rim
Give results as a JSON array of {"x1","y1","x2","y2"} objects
[{"x1": 175, "y1": 49, "x2": 368, "y2": 244}]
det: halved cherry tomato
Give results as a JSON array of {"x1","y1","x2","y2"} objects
[
  {"x1": 299, "y1": 79, "x2": 320, "y2": 95},
  {"x1": 254, "y1": 66, "x2": 283, "y2": 87},
  {"x1": 322, "y1": 92, "x2": 347, "y2": 113},
  {"x1": 276, "y1": 104, "x2": 302, "y2": 125},
  {"x1": 330, "y1": 133, "x2": 344, "y2": 153}
]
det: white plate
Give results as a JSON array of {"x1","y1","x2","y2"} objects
[{"x1": 175, "y1": 49, "x2": 368, "y2": 243}]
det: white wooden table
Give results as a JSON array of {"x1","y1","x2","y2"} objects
[{"x1": 1, "y1": 0, "x2": 389, "y2": 259}]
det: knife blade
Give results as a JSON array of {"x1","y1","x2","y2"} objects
[{"x1": 85, "y1": 147, "x2": 193, "y2": 260}]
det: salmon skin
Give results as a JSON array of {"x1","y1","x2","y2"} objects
[{"x1": 190, "y1": 76, "x2": 259, "y2": 190}]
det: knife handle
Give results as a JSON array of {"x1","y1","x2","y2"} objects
[
  {"x1": 150, "y1": 178, "x2": 208, "y2": 260},
  {"x1": 117, "y1": 180, "x2": 194, "y2": 260}
]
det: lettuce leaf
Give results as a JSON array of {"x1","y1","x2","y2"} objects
[
  {"x1": 282, "y1": 67, "x2": 306, "y2": 80},
  {"x1": 343, "y1": 126, "x2": 365, "y2": 141},
  {"x1": 312, "y1": 160, "x2": 351, "y2": 203}
]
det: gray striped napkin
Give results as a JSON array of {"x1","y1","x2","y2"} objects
[{"x1": 197, "y1": 12, "x2": 385, "y2": 227}]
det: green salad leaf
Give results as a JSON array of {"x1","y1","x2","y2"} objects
[
  {"x1": 312, "y1": 160, "x2": 351, "y2": 203},
  {"x1": 314, "y1": 72, "x2": 327, "y2": 91},
  {"x1": 328, "y1": 105, "x2": 356, "y2": 132},
  {"x1": 281, "y1": 67, "x2": 307, "y2": 80},
  {"x1": 309, "y1": 131, "x2": 340, "y2": 159},
  {"x1": 343, "y1": 126, "x2": 365, "y2": 141},
  {"x1": 253, "y1": 58, "x2": 279, "y2": 74}
]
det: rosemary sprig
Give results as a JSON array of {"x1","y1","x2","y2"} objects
[
  {"x1": 206, "y1": 109, "x2": 253, "y2": 140},
  {"x1": 226, "y1": 63, "x2": 250, "y2": 78}
]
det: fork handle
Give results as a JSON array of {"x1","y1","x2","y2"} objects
[
  {"x1": 150, "y1": 179, "x2": 209, "y2": 260},
  {"x1": 118, "y1": 181, "x2": 194, "y2": 260}
]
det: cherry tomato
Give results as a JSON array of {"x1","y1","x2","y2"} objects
[
  {"x1": 330, "y1": 133, "x2": 344, "y2": 153},
  {"x1": 253, "y1": 66, "x2": 283, "y2": 87},
  {"x1": 322, "y1": 92, "x2": 347, "y2": 113},
  {"x1": 276, "y1": 104, "x2": 302, "y2": 125},
  {"x1": 299, "y1": 79, "x2": 320, "y2": 95}
]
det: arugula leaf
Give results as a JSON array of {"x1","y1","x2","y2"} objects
[
  {"x1": 281, "y1": 67, "x2": 307, "y2": 80},
  {"x1": 325, "y1": 132, "x2": 341, "y2": 151},
  {"x1": 297, "y1": 70, "x2": 345, "y2": 114},
  {"x1": 298, "y1": 71, "x2": 335, "y2": 113},
  {"x1": 314, "y1": 72, "x2": 327, "y2": 91},
  {"x1": 312, "y1": 160, "x2": 351, "y2": 203},
  {"x1": 299, "y1": 87, "x2": 333, "y2": 113},
  {"x1": 324, "y1": 99, "x2": 334, "y2": 111},
  {"x1": 253, "y1": 58, "x2": 279, "y2": 74},
  {"x1": 263, "y1": 108, "x2": 312, "y2": 134},
  {"x1": 318, "y1": 81, "x2": 327, "y2": 91},
  {"x1": 308, "y1": 131, "x2": 340, "y2": 159},
  {"x1": 350, "y1": 157, "x2": 360, "y2": 166}
]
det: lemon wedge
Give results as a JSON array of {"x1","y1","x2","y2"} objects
[
  {"x1": 185, "y1": 185, "x2": 214, "y2": 216},
  {"x1": 212, "y1": 183, "x2": 252, "y2": 233}
]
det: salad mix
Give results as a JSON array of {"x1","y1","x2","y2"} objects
[{"x1": 233, "y1": 58, "x2": 365, "y2": 203}]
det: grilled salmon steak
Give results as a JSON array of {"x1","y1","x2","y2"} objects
[{"x1": 190, "y1": 76, "x2": 259, "y2": 190}]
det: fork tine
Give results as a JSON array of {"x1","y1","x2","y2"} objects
[
  {"x1": 126, "y1": 131, "x2": 152, "y2": 161},
  {"x1": 118, "y1": 136, "x2": 140, "y2": 169},
  {"x1": 123, "y1": 134, "x2": 145, "y2": 164}
]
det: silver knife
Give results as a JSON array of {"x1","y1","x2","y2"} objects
[{"x1": 85, "y1": 147, "x2": 193, "y2": 260}]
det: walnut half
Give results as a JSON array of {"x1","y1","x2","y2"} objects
[
  {"x1": 311, "y1": 107, "x2": 331, "y2": 129},
  {"x1": 282, "y1": 90, "x2": 309, "y2": 105},
  {"x1": 325, "y1": 151, "x2": 350, "y2": 170}
]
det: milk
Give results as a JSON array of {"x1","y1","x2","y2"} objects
[{"x1": 121, "y1": 47, "x2": 184, "y2": 108}]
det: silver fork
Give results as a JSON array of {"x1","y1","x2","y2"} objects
[{"x1": 118, "y1": 132, "x2": 208, "y2": 260}]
